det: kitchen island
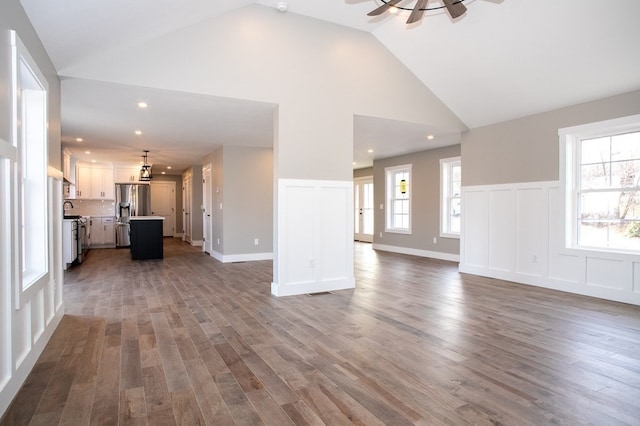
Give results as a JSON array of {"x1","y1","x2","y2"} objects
[{"x1": 129, "y1": 216, "x2": 164, "y2": 260}]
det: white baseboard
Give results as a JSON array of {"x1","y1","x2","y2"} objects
[
  {"x1": 210, "y1": 250, "x2": 273, "y2": 263},
  {"x1": 191, "y1": 240, "x2": 203, "y2": 247},
  {"x1": 372, "y1": 243, "x2": 460, "y2": 262},
  {"x1": 271, "y1": 277, "x2": 355, "y2": 297}
]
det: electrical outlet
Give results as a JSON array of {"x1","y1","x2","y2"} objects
[
  {"x1": 532, "y1": 254, "x2": 538, "y2": 263},
  {"x1": 217, "y1": 238, "x2": 220, "y2": 245},
  {"x1": 433, "y1": 237, "x2": 437, "y2": 244},
  {"x1": 254, "y1": 238, "x2": 259, "y2": 246},
  {"x1": 379, "y1": 232, "x2": 383, "y2": 238}
]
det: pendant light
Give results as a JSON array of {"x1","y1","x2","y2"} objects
[{"x1": 140, "y1": 150, "x2": 152, "y2": 181}]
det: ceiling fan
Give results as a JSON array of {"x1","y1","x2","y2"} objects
[{"x1": 368, "y1": 0, "x2": 467, "y2": 24}]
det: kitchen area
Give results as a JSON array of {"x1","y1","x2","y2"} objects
[{"x1": 62, "y1": 149, "x2": 173, "y2": 269}]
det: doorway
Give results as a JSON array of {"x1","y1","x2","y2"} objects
[
  {"x1": 354, "y1": 176, "x2": 374, "y2": 243},
  {"x1": 202, "y1": 164, "x2": 213, "y2": 254}
]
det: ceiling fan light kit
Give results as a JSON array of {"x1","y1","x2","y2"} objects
[{"x1": 368, "y1": 0, "x2": 468, "y2": 24}]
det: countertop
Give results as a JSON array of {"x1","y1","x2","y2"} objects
[{"x1": 130, "y1": 216, "x2": 165, "y2": 221}]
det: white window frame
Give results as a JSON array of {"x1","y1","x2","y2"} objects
[
  {"x1": 440, "y1": 156, "x2": 461, "y2": 239},
  {"x1": 11, "y1": 31, "x2": 50, "y2": 303},
  {"x1": 559, "y1": 114, "x2": 640, "y2": 255},
  {"x1": 385, "y1": 164, "x2": 411, "y2": 234}
]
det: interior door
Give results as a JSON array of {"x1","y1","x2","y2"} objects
[
  {"x1": 354, "y1": 176, "x2": 374, "y2": 242},
  {"x1": 202, "y1": 164, "x2": 213, "y2": 254},
  {"x1": 150, "y1": 181, "x2": 176, "y2": 237}
]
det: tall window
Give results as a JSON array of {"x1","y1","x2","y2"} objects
[
  {"x1": 440, "y1": 157, "x2": 461, "y2": 238},
  {"x1": 560, "y1": 115, "x2": 640, "y2": 253},
  {"x1": 385, "y1": 164, "x2": 411, "y2": 234},
  {"x1": 12, "y1": 31, "x2": 49, "y2": 291}
]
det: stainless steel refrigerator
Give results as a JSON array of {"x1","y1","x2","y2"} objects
[{"x1": 115, "y1": 184, "x2": 151, "y2": 247}]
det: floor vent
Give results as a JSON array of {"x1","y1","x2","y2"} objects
[{"x1": 307, "y1": 291, "x2": 332, "y2": 296}]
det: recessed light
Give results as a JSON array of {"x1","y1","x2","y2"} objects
[
  {"x1": 85, "y1": 151, "x2": 91, "y2": 155},
  {"x1": 76, "y1": 137, "x2": 83, "y2": 142},
  {"x1": 367, "y1": 149, "x2": 374, "y2": 153},
  {"x1": 166, "y1": 166, "x2": 172, "y2": 170},
  {"x1": 161, "y1": 171, "x2": 166, "y2": 175},
  {"x1": 427, "y1": 135, "x2": 434, "y2": 140},
  {"x1": 91, "y1": 160, "x2": 96, "y2": 163},
  {"x1": 134, "y1": 130, "x2": 143, "y2": 135},
  {"x1": 137, "y1": 102, "x2": 148, "y2": 108},
  {"x1": 352, "y1": 162, "x2": 356, "y2": 166}
]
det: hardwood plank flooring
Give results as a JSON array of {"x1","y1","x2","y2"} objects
[{"x1": 2, "y1": 238, "x2": 640, "y2": 425}]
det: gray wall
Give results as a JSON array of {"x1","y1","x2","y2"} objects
[
  {"x1": 203, "y1": 146, "x2": 273, "y2": 256},
  {"x1": 373, "y1": 145, "x2": 461, "y2": 256},
  {"x1": 462, "y1": 90, "x2": 640, "y2": 186},
  {"x1": 224, "y1": 146, "x2": 273, "y2": 255},
  {"x1": 353, "y1": 167, "x2": 373, "y2": 179}
]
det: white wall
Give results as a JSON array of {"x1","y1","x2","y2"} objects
[
  {"x1": 0, "y1": 0, "x2": 63, "y2": 416},
  {"x1": 460, "y1": 181, "x2": 640, "y2": 306}
]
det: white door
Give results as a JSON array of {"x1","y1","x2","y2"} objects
[
  {"x1": 150, "y1": 182, "x2": 176, "y2": 237},
  {"x1": 354, "y1": 177, "x2": 374, "y2": 243},
  {"x1": 202, "y1": 164, "x2": 213, "y2": 254}
]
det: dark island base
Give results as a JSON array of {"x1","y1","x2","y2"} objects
[{"x1": 130, "y1": 219, "x2": 163, "y2": 260}]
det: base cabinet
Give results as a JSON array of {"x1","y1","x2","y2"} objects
[
  {"x1": 90, "y1": 217, "x2": 115, "y2": 247},
  {"x1": 130, "y1": 218, "x2": 164, "y2": 260}
]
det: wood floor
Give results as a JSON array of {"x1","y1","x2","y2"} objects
[{"x1": 2, "y1": 238, "x2": 640, "y2": 425}]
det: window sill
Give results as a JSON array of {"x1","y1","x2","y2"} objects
[
  {"x1": 439, "y1": 232, "x2": 460, "y2": 240},
  {"x1": 385, "y1": 229, "x2": 411, "y2": 235}
]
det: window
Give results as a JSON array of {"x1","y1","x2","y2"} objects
[
  {"x1": 12, "y1": 31, "x2": 49, "y2": 292},
  {"x1": 560, "y1": 114, "x2": 640, "y2": 253},
  {"x1": 440, "y1": 157, "x2": 461, "y2": 238},
  {"x1": 385, "y1": 164, "x2": 411, "y2": 234}
]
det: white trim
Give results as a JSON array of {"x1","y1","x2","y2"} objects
[
  {"x1": 210, "y1": 250, "x2": 273, "y2": 263},
  {"x1": 385, "y1": 164, "x2": 412, "y2": 234},
  {"x1": 373, "y1": 243, "x2": 460, "y2": 262},
  {"x1": 271, "y1": 277, "x2": 354, "y2": 297},
  {"x1": 440, "y1": 156, "x2": 461, "y2": 239},
  {"x1": 190, "y1": 239, "x2": 203, "y2": 247}
]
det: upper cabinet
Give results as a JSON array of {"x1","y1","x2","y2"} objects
[
  {"x1": 76, "y1": 163, "x2": 114, "y2": 199},
  {"x1": 114, "y1": 166, "x2": 144, "y2": 184}
]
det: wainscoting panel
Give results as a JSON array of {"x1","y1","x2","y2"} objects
[
  {"x1": 460, "y1": 181, "x2": 640, "y2": 306},
  {"x1": 461, "y1": 189, "x2": 489, "y2": 268},
  {"x1": 272, "y1": 179, "x2": 355, "y2": 297},
  {"x1": 488, "y1": 189, "x2": 516, "y2": 272}
]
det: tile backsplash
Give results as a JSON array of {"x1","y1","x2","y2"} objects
[{"x1": 63, "y1": 199, "x2": 116, "y2": 217}]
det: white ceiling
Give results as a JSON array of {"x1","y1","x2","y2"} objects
[{"x1": 19, "y1": 0, "x2": 640, "y2": 172}]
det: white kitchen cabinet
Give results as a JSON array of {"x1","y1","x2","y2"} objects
[
  {"x1": 115, "y1": 166, "x2": 143, "y2": 184},
  {"x1": 76, "y1": 164, "x2": 114, "y2": 199},
  {"x1": 90, "y1": 217, "x2": 116, "y2": 247}
]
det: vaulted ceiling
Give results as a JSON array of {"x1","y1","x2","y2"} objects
[{"x1": 19, "y1": 0, "x2": 640, "y2": 171}]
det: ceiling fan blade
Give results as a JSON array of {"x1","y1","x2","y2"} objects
[
  {"x1": 367, "y1": 0, "x2": 404, "y2": 17},
  {"x1": 443, "y1": 0, "x2": 467, "y2": 19},
  {"x1": 406, "y1": 0, "x2": 429, "y2": 24}
]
